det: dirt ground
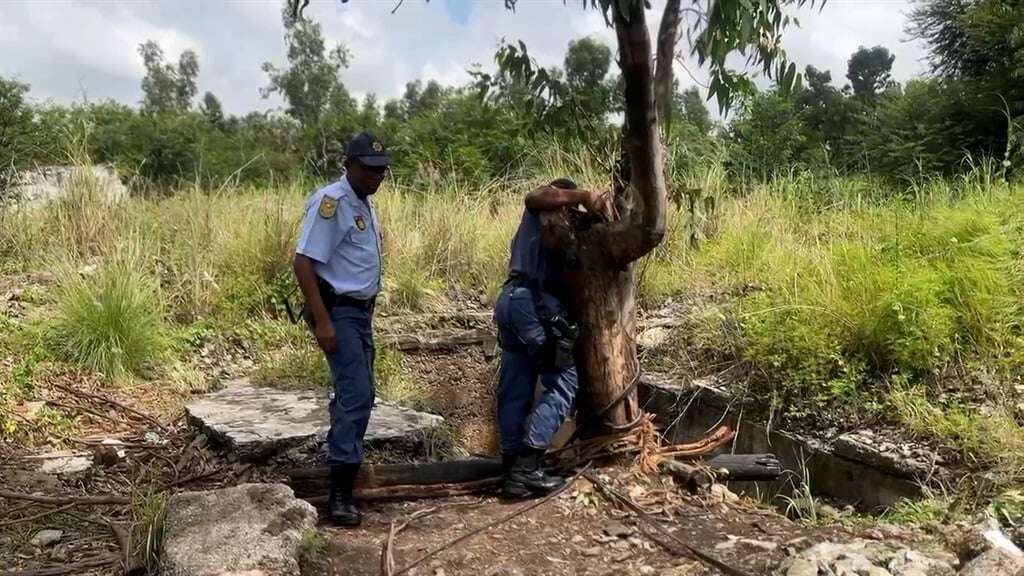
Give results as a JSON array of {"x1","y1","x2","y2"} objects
[
  {"x1": 402, "y1": 348, "x2": 501, "y2": 456},
  {"x1": 0, "y1": 295, "x2": 957, "y2": 576}
]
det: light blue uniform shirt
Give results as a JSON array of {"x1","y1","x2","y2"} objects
[{"x1": 295, "y1": 176, "x2": 382, "y2": 300}]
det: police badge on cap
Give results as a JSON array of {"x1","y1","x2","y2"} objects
[{"x1": 346, "y1": 132, "x2": 392, "y2": 167}]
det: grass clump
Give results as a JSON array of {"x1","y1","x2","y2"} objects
[
  {"x1": 253, "y1": 346, "x2": 330, "y2": 390},
  {"x1": 375, "y1": 345, "x2": 429, "y2": 410},
  {"x1": 51, "y1": 257, "x2": 169, "y2": 380}
]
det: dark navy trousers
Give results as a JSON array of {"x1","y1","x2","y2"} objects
[
  {"x1": 323, "y1": 304, "x2": 375, "y2": 465},
  {"x1": 494, "y1": 285, "x2": 578, "y2": 455}
]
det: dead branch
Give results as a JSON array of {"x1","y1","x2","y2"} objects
[
  {"x1": 0, "y1": 503, "x2": 75, "y2": 527},
  {"x1": 0, "y1": 490, "x2": 130, "y2": 506},
  {"x1": 4, "y1": 555, "x2": 119, "y2": 576},
  {"x1": 583, "y1": 472, "x2": 755, "y2": 576},
  {"x1": 50, "y1": 382, "x2": 167, "y2": 432},
  {"x1": 381, "y1": 506, "x2": 442, "y2": 576},
  {"x1": 107, "y1": 520, "x2": 146, "y2": 576},
  {"x1": 389, "y1": 465, "x2": 590, "y2": 576},
  {"x1": 44, "y1": 399, "x2": 114, "y2": 425}
]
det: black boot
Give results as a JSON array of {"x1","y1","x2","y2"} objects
[
  {"x1": 501, "y1": 452, "x2": 518, "y2": 474},
  {"x1": 505, "y1": 448, "x2": 563, "y2": 496},
  {"x1": 328, "y1": 464, "x2": 362, "y2": 527}
]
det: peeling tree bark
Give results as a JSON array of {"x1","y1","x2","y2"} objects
[
  {"x1": 655, "y1": 0, "x2": 683, "y2": 133},
  {"x1": 546, "y1": 1, "x2": 677, "y2": 436}
]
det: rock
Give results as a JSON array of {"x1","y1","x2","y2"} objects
[
  {"x1": 959, "y1": 548, "x2": 1024, "y2": 576},
  {"x1": 570, "y1": 534, "x2": 586, "y2": 544},
  {"x1": 782, "y1": 540, "x2": 956, "y2": 576},
  {"x1": 161, "y1": 483, "x2": 317, "y2": 576},
  {"x1": 186, "y1": 380, "x2": 444, "y2": 460},
  {"x1": 603, "y1": 520, "x2": 635, "y2": 539},
  {"x1": 6, "y1": 165, "x2": 127, "y2": 208},
  {"x1": 786, "y1": 558, "x2": 820, "y2": 576},
  {"x1": 582, "y1": 546, "x2": 603, "y2": 558},
  {"x1": 819, "y1": 504, "x2": 841, "y2": 519},
  {"x1": 37, "y1": 452, "x2": 92, "y2": 474},
  {"x1": 30, "y1": 530, "x2": 62, "y2": 548},
  {"x1": 637, "y1": 327, "x2": 671, "y2": 350},
  {"x1": 981, "y1": 520, "x2": 1024, "y2": 557},
  {"x1": 709, "y1": 483, "x2": 740, "y2": 504},
  {"x1": 639, "y1": 566, "x2": 657, "y2": 576}
]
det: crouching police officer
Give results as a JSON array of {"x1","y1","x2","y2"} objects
[
  {"x1": 293, "y1": 132, "x2": 389, "y2": 526},
  {"x1": 494, "y1": 178, "x2": 612, "y2": 498}
]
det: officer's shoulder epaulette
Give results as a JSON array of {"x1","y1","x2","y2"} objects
[{"x1": 317, "y1": 184, "x2": 344, "y2": 219}]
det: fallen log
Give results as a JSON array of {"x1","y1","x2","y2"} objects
[
  {"x1": 659, "y1": 459, "x2": 715, "y2": 492},
  {"x1": 304, "y1": 477, "x2": 502, "y2": 505},
  {"x1": 379, "y1": 329, "x2": 496, "y2": 352},
  {"x1": 287, "y1": 458, "x2": 504, "y2": 498},
  {"x1": 661, "y1": 453, "x2": 783, "y2": 492},
  {"x1": 706, "y1": 453, "x2": 783, "y2": 482}
]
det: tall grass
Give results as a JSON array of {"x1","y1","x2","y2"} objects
[{"x1": 51, "y1": 253, "x2": 169, "y2": 380}]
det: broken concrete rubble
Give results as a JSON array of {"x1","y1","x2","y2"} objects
[
  {"x1": 780, "y1": 540, "x2": 958, "y2": 576},
  {"x1": 161, "y1": 483, "x2": 317, "y2": 576},
  {"x1": 185, "y1": 379, "x2": 444, "y2": 460}
]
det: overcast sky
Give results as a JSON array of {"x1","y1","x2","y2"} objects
[{"x1": 0, "y1": 0, "x2": 928, "y2": 116}]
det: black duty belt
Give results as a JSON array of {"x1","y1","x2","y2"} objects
[
  {"x1": 333, "y1": 293, "x2": 376, "y2": 310},
  {"x1": 316, "y1": 276, "x2": 375, "y2": 310}
]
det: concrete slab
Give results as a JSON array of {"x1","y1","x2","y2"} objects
[{"x1": 186, "y1": 380, "x2": 444, "y2": 461}]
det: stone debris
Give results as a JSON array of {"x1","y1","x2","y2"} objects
[
  {"x1": 186, "y1": 379, "x2": 444, "y2": 460},
  {"x1": 637, "y1": 326, "x2": 671, "y2": 350},
  {"x1": 35, "y1": 451, "x2": 92, "y2": 474},
  {"x1": 959, "y1": 548, "x2": 1024, "y2": 576},
  {"x1": 161, "y1": 483, "x2": 317, "y2": 576},
  {"x1": 5, "y1": 165, "x2": 127, "y2": 208},
  {"x1": 30, "y1": 529, "x2": 63, "y2": 548},
  {"x1": 780, "y1": 540, "x2": 957, "y2": 576}
]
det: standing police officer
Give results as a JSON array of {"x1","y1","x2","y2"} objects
[
  {"x1": 494, "y1": 178, "x2": 612, "y2": 498},
  {"x1": 293, "y1": 132, "x2": 390, "y2": 526}
]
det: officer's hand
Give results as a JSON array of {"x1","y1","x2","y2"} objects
[
  {"x1": 582, "y1": 189, "x2": 615, "y2": 221},
  {"x1": 315, "y1": 321, "x2": 338, "y2": 354}
]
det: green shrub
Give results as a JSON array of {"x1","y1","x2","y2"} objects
[{"x1": 52, "y1": 259, "x2": 168, "y2": 379}]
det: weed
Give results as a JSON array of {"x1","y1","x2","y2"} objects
[
  {"x1": 253, "y1": 346, "x2": 329, "y2": 390},
  {"x1": 51, "y1": 256, "x2": 169, "y2": 380},
  {"x1": 375, "y1": 346, "x2": 429, "y2": 410},
  {"x1": 299, "y1": 529, "x2": 326, "y2": 557},
  {"x1": 131, "y1": 491, "x2": 168, "y2": 574}
]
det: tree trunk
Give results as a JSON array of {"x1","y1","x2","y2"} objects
[
  {"x1": 558, "y1": 0, "x2": 673, "y2": 437},
  {"x1": 655, "y1": 0, "x2": 683, "y2": 133}
]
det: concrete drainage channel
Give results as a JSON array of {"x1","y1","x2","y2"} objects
[{"x1": 639, "y1": 372, "x2": 946, "y2": 512}]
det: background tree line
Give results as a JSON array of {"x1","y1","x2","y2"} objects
[{"x1": 0, "y1": 0, "x2": 1021, "y2": 194}]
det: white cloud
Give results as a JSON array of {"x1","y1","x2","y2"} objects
[{"x1": 0, "y1": 0, "x2": 928, "y2": 115}]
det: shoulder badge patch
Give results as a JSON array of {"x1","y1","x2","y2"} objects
[
  {"x1": 318, "y1": 197, "x2": 338, "y2": 219},
  {"x1": 354, "y1": 215, "x2": 366, "y2": 231}
]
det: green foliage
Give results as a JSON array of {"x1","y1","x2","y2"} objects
[
  {"x1": 728, "y1": 90, "x2": 811, "y2": 180},
  {"x1": 697, "y1": 178, "x2": 1024, "y2": 410},
  {"x1": 376, "y1": 345, "x2": 431, "y2": 410},
  {"x1": 0, "y1": 77, "x2": 39, "y2": 192},
  {"x1": 883, "y1": 493, "x2": 962, "y2": 524},
  {"x1": 299, "y1": 530, "x2": 326, "y2": 558},
  {"x1": 131, "y1": 492, "x2": 168, "y2": 574},
  {"x1": 51, "y1": 258, "x2": 169, "y2": 380},
  {"x1": 139, "y1": 41, "x2": 199, "y2": 114},
  {"x1": 846, "y1": 46, "x2": 896, "y2": 100},
  {"x1": 254, "y1": 346, "x2": 329, "y2": 389}
]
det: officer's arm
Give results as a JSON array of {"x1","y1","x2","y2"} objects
[
  {"x1": 293, "y1": 254, "x2": 331, "y2": 330},
  {"x1": 524, "y1": 185, "x2": 590, "y2": 214}
]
